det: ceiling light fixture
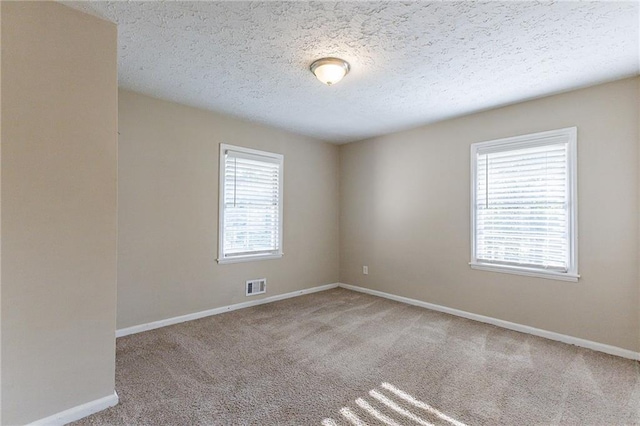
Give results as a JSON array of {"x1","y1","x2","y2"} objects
[{"x1": 310, "y1": 57, "x2": 350, "y2": 86}]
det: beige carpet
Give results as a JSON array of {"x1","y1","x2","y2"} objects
[{"x1": 73, "y1": 288, "x2": 640, "y2": 425}]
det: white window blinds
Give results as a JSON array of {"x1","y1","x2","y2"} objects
[
  {"x1": 471, "y1": 128, "x2": 578, "y2": 281},
  {"x1": 219, "y1": 145, "x2": 283, "y2": 263}
]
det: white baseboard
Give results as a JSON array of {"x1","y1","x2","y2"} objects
[
  {"x1": 338, "y1": 283, "x2": 640, "y2": 361},
  {"x1": 116, "y1": 283, "x2": 339, "y2": 338},
  {"x1": 115, "y1": 280, "x2": 638, "y2": 361},
  {"x1": 28, "y1": 391, "x2": 118, "y2": 426}
]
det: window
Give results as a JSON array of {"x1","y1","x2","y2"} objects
[
  {"x1": 470, "y1": 127, "x2": 578, "y2": 281},
  {"x1": 218, "y1": 144, "x2": 283, "y2": 264}
]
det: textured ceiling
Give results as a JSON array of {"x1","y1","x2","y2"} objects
[{"x1": 63, "y1": 1, "x2": 639, "y2": 143}]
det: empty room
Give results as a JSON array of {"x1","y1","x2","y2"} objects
[{"x1": 1, "y1": 1, "x2": 639, "y2": 425}]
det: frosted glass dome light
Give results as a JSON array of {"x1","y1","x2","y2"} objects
[{"x1": 310, "y1": 57, "x2": 350, "y2": 86}]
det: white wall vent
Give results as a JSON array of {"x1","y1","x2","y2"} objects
[{"x1": 246, "y1": 278, "x2": 266, "y2": 296}]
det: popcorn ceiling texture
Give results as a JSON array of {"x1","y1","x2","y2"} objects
[{"x1": 64, "y1": 1, "x2": 639, "y2": 143}]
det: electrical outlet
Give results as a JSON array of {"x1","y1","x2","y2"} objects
[{"x1": 363, "y1": 266, "x2": 368, "y2": 275}]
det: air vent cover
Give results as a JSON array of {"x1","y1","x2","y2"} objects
[{"x1": 246, "y1": 279, "x2": 266, "y2": 296}]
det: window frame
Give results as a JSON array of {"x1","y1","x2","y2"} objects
[
  {"x1": 469, "y1": 127, "x2": 579, "y2": 282},
  {"x1": 218, "y1": 143, "x2": 284, "y2": 264}
]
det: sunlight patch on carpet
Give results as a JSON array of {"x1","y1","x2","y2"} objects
[
  {"x1": 339, "y1": 407, "x2": 367, "y2": 426},
  {"x1": 323, "y1": 382, "x2": 467, "y2": 426},
  {"x1": 381, "y1": 382, "x2": 467, "y2": 426},
  {"x1": 369, "y1": 389, "x2": 433, "y2": 426}
]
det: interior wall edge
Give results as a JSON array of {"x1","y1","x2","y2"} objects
[{"x1": 1, "y1": 2, "x2": 118, "y2": 423}]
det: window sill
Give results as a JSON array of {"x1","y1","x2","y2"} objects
[
  {"x1": 217, "y1": 253, "x2": 283, "y2": 265},
  {"x1": 469, "y1": 262, "x2": 579, "y2": 282}
]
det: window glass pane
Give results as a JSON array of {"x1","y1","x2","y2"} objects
[
  {"x1": 221, "y1": 147, "x2": 282, "y2": 260},
  {"x1": 474, "y1": 139, "x2": 571, "y2": 272}
]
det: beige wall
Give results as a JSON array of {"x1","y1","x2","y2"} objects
[
  {"x1": 1, "y1": 2, "x2": 117, "y2": 424},
  {"x1": 340, "y1": 77, "x2": 640, "y2": 352},
  {"x1": 0, "y1": 2, "x2": 3, "y2": 422},
  {"x1": 117, "y1": 90, "x2": 339, "y2": 329}
]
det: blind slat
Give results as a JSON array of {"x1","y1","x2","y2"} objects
[
  {"x1": 222, "y1": 149, "x2": 282, "y2": 258},
  {"x1": 475, "y1": 140, "x2": 570, "y2": 270}
]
